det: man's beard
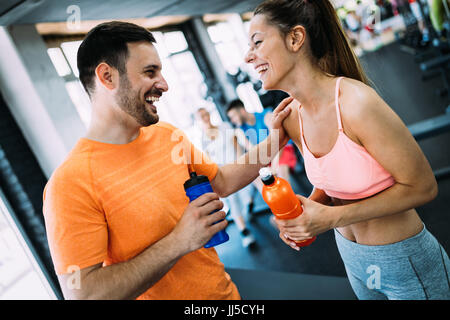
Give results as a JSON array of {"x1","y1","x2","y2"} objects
[{"x1": 115, "y1": 73, "x2": 159, "y2": 126}]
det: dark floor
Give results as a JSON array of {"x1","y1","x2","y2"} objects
[{"x1": 215, "y1": 41, "x2": 450, "y2": 278}]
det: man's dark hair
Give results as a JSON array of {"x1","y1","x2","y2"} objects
[
  {"x1": 226, "y1": 99, "x2": 245, "y2": 113},
  {"x1": 77, "y1": 21, "x2": 156, "y2": 96}
]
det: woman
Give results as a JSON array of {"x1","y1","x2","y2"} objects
[{"x1": 245, "y1": 0, "x2": 449, "y2": 299}]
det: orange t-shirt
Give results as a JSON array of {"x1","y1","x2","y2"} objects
[{"x1": 43, "y1": 122, "x2": 240, "y2": 300}]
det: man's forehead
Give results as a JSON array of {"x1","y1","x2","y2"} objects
[{"x1": 126, "y1": 41, "x2": 161, "y2": 67}]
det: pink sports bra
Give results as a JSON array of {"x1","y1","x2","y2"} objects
[{"x1": 298, "y1": 77, "x2": 395, "y2": 200}]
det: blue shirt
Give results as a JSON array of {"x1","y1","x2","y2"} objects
[
  {"x1": 240, "y1": 109, "x2": 271, "y2": 145},
  {"x1": 240, "y1": 108, "x2": 294, "y2": 146}
]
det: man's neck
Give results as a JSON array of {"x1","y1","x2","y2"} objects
[{"x1": 85, "y1": 100, "x2": 142, "y2": 145}]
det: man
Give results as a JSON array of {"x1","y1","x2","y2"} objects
[{"x1": 43, "y1": 21, "x2": 291, "y2": 300}]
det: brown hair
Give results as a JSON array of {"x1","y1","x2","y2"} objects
[
  {"x1": 78, "y1": 21, "x2": 156, "y2": 96},
  {"x1": 254, "y1": 0, "x2": 370, "y2": 85}
]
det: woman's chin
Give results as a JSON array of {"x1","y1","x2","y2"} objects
[{"x1": 262, "y1": 80, "x2": 276, "y2": 91}]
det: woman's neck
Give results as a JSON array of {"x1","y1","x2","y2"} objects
[{"x1": 282, "y1": 64, "x2": 336, "y2": 114}]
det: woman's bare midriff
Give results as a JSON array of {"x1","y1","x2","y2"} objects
[{"x1": 331, "y1": 197, "x2": 424, "y2": 246}]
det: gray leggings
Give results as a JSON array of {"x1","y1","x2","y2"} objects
[{"x1": 335, "y1": 224, "x2": 450, "y2": 300}]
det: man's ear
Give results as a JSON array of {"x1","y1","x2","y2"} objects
[
  {"x1": 287, "y1": 25, "x2": 306, "y2": 52},
  {"x1": 95, "y1": 62, "x2": 118, "y2": 91}
]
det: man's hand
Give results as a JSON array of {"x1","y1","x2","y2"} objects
[{"x1": 171, "y1": 193, "x2": 227, "y2": 254}]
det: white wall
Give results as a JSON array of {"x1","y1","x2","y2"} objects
[{"x1": 0, "y1": 25, "x2": 86, "y2": 178}]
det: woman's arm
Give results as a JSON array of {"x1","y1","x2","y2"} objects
[
  {"x1": 331, "y1": 82, "x2": 437, "y2": 228},
  {"x1": 276, "y1": 81, "x2": 437, "y2": 241},
  {"x1": 309, "y1": 187, "x2": 332, "y2": 206}
]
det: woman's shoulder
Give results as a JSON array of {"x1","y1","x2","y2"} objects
[
  {"x1": 340, "y1": 77, "x2": 377, "y2": 101},
  {"x1": 339, "y1": 77, "x2": 382, "y2": 122}
]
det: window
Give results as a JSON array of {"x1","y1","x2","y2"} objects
[
  {"x1": 206, "y1": 15, "x2": 264, "y2": 114},
  {"x1": 46, "y1": 40, "x2": 90, "y2": 127},
  {"x1": 152, "y1": 30, "x2": 220, "y2": 148},
  {"x1": 46, "y1": 48, "x2": 71, "y2": 77},
  {"x1": 0, "y1": 191, "x2": 57, "y2": 299},
  {"x1": 60, "y1": 40, "x2": 83, "y2": 78}
]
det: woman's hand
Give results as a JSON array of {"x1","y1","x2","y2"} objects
[
  {"x1": 274, "y1": 194, "x2": 337, "y2": 248},
  {"x1": 270, "y1": 97, "x2": 293, "y2": 147}
]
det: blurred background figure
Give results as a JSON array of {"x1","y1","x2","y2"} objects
[
  {"x1": 226, "y1": 99, "x2": 298, "y2": 230},
  {"x1": 343, "y1": 2, "x2": 363, "y2": 47},
  {"x1": 409, "y1": 0, "x2": 430, "y2": 43},
  {"x1": 196, "y1": 107, "x2": 256, "y2": 248},
  {"x1": 226, "y1": 99, "x2": 297, "y2": 182},
  {"x1": 226, "y1": 99, "x2": 297, "y2": 208}
]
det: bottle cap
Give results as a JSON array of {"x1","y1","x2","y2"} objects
[
  {"x1": 183, "y1": 172, "x2": 210, "y2": 190},
  {"x1": 259, "y1": 167, "x2": 275, "y2": 185}
]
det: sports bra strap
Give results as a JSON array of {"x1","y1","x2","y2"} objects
[
  {"x1": 299, "y1": 77, "x2": 344, "y2": 138},
  {"x1": 335, "y1": 77, "x2": 344, "y2": 132},
  {"x1": 298, "y1": 103, "x2": 304, "y2": 137}
]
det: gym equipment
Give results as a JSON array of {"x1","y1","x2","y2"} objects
[
  {"x1": 403, "y1": 0, "x2": 450, "y2": 181},
  {"x1": 398, "y1": 0, "x2": 430, "y2": 49},
  {"x1": 408, "y1": 106, "x2": 450, "y2": 180}
]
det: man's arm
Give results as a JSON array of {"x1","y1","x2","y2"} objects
[
  {"x1": 234, "y1": 127, "x2": 253, "y2": 153},
  {"x1": 58, "y1": 193, "x2": 226, "y2": 300},
  {"x1": 212, "y1": 134, "x2": 276, "y2": 197},
  {"x1": 212, "y1": 97, "x2": 293, "y2": 197},
  {"x1": 59, "y1": 232, "x2": 183, "y2": 300}
]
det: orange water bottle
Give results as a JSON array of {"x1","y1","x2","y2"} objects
[{"x1": 259, "y1": 167, "x2": 316, "y2": 247}]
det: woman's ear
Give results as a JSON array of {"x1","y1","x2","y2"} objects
[{"x1": 287, "y1": 25, "x2": 306, "y2": 52}]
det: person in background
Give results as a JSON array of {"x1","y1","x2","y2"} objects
[
  {"x1": 409, "y1": 0, "x2": 430, "y2": 43},
  {"x1": 196, "y1": 107, "x2": 256, "y2": 248},
  {"x1": 344, "y1": 7, "x2": 363, "y2": 46},
  {"x1": 226, "y1": 99, "x2": 298, "y2": 190},
  {"x1": 227, "y1": 100, "x2": 298, "y2": 227}
]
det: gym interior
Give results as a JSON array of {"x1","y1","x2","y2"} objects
[{"x1": 0, "y1": 0, "x2": 449, "y2": 300}]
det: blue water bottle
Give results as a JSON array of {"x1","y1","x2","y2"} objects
[{"x1": 184, "y1": 172, "x2": 229, "y2": 248}]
